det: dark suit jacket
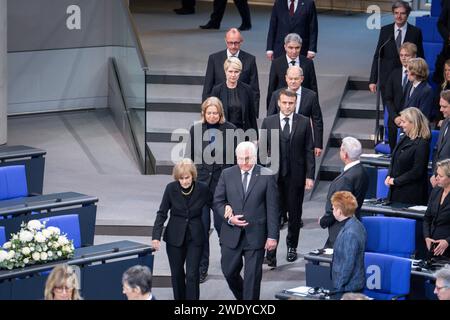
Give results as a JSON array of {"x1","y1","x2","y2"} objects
[
  {"x1": 320, "y1": 163, "x2": 369, "y2": 248},
  {"x1": 266, "y1": 55, "x2": 318, "y2": 108},
  {"x1": 438, "y1": 0, "x2": 450, "y2": 55},
  {"x1": 433, "y1": 118, "x2": 450, "y2": 173},
  {"x1": 210, "y1": 81, "x2": 258, "y2": 132},
  {"x1": 187, "y1": 121, "x2": 237, "y2": 192},
  {"x1": 385, "y1": 67, "x2": 407, "y2": 121},
  {"x1": 202, "y1": 50, "x2": 260, "y2": 111},
  {"x1": 402, "y1": 81, "x2": 434, "y2": 120},
  {"x1": 152, "y1": 181, "x2": 211, "y2": 247},
  {"x1": 213, "y1": 165, "x2": 280, "y2": 250},
  {"x1": 267, "y1": 87, "x2": 323, "y2": 148},
  {"x1": 369, "y1": 23, "x2": 424, "y2": 96},
  {"x1": 424, "y1": 187, "x2": 450, "y2": 257},
  {"x1": 388, "y1": 135, "x2": 430, "y2": 205},
  {"x1": 266, "y1": 0, "x2": 318, "y2": 58},
  {"x1": 260, "y1": 113, "x2": 315, "y2": 183}
]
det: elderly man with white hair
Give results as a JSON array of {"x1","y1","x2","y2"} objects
[
  {"x1": 434, "y1": 266, "x2": 450, "y2": 300},
  {"x1": 213, "y1": 141, "x2": 279, "y2": 300},
  {"x1": 319, "y1": 137, "x2": 369, "y2": 248}
]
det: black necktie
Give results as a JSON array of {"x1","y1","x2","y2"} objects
[
  {"x1": 289, "y1": 0, "x2": 295, "y2": 16},
  {"x1": 290, "y1": 60, "x2": 296, "y2": 66},
  {"x1": 396, "y1": 29, "x2": 402, "y2": 49},
  {"x1": 283, "y1": 117, "x2": 290, "y2": 138},
  {"x1": 242, "y1": 171, "x2": 249, "y2": 194},
  {"x1": 402, "y1": 70, "x2": 408, "y2": 90}
]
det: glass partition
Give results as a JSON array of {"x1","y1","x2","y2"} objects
[{"x1": 108, "y1": 0, "x2": 149, "y2": 173}]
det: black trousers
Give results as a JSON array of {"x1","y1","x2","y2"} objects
[
  {"x1": 166, "y1": 235, "x2": 203, "y2": 300},
  {"x1": 387, "y1": 117, "x2": 399, "y2": 152},
  {"x1": 221, "y1": 234, "x2": 265, "y2": 300},
  {"x1": 267, "y1": 175, "x2": 304, "y2": 260},
  {"x1": 181, "y1": 0, "x2": 195, "y2": 9},
  {"x1": 209, "y1": 0, "x2": 251, "y2": 26}
]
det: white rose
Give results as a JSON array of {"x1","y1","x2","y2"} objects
[
  {"x1": 2, "y1": 242, "x2": 11, "y2": 249},
  {"x1": 19, "y1": 230, "x2": 34, "y2": 242},
  {"x1": 22, "y1": 247, "x2": 31, "y2": 255},
  {"x1": 23, "y1": 258, "x2": 29, "y2": 264},
  {"x1": 34, "y1": 233, "x2": 46, "y2": 243},
  {"x1": 47, "y1": 251, "x2": 53, "y2": 258},
  {"x1": 42, "y1": 229, "x2": 52, "y2": 239},
  {"x1": 0, "y1": 251, "x2": 8, "y2": 263},
  {"x1": 57, "y1": 251, "x2": 62, "y2": 257},
  {"x1": 12, "y1": 234, "x2": 18, "y2": 240},
  {"x1": 47, "y1": 226, "x2": 60, "y2": 235},
  {"x1": 58, "y1": 236, "x2": 69, "y2": 246},
  {"x1": 29, "y1": 246, "x2": 35, "y2": 252},
  {"x1": 32, "y1": 252, "x2": 40, "y2": 261},
  {"x1": 52, "y1": 242, "x2": 60, "y2": 249},
  {"x1": 27, "y1": 220, "x2": 43, "y2": 230},
  {"x1": 7, "y1": 251, "x2": 15, "y2": 260},
  {"x1": 40, "y1": 252, "x2": 48, "y2": 260}
]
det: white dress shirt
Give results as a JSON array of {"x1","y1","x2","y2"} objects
[{"x1": 279, "y1": 112, "x2": 294, "y2": 133}]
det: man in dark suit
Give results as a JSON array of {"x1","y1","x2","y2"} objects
[
  {"x1": 266, "y1": 0, "x2": 318, "y2": 60},
  {"x1": 199, "y1": 0, "x2": 251, "y2": 31},
  {"x1": 369, "y1": 1, "x2": 424, "y2": 101},
  {"x1": 214, "y1": 141, "x2": 279, "y2": 300},
  {"x1": 267, "y1": 65, "x2": 323, "y2": 157},
  {"x1": 319, "y1": 137, "x2": 369, "y2": 248},
  {"x1": 431, "y1": 90, "x2": 450, "y2": 187},
  {"x1": 267, "y1": 33, "x2": 318, "y2": 109},
  {"x1": 260, "y1": 89, "x2": 315, "y2": 266},
  {"x1": 384, "y1": 42, "x2": 417, "y2": 151},
  {"x1": 202, "y1": 28, "x2": 260, "y2": 115}
]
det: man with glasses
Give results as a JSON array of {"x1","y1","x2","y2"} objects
[
  {"x1": 434, "y1": 266, "x2": 450, "y2": 300},
  {"x1": 202, "y1": 28, "x2": 260, "y2": 115}
]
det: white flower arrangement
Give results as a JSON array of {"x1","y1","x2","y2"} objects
[{"x1": 0, "y1": 220, "x2": 75, "y2": 270}]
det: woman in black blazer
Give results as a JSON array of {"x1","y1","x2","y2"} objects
[
  {"x1": 424, "y1": 159, "x2": 450, "y2": 258},
  {"x1": 210, "y1": 57, "x2": 258, "y2": 133},
  {"x1": 187, "y1": 96, "x2": 236, "y2": 282},
  {"x1": 151, "y1": 159, "x2": 211, "y2": 300},
  {"x1": 385, "y1": 107, "x2": 430, "y2": 205}
]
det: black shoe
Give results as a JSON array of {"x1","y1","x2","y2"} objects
[
  {"x1": 199, "y1": 22, "x2": 220, "y2": 30},
  {"x1": 238, "y1": 24, "x2": 251, "y2": 31},
  {"x1": 287, "y1": 247, "x2": 297, "y2": 262},
  {"x1": 267, "y1": 257, "x2": 277, "y2": 269},
  {"x1": 299, "y1": 219, "x2": 304, "y2": 228},
  {"x1": 199, "y1": 271, "x2": 208, "y2": 283},
  {"x1": 173, "y1": 7, "x2": 195, "y2": 15}
]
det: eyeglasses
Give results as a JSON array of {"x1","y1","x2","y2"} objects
[
  {"x1": 226, "y1": 41, "x2": 241, "y2": 46},
  {"x1": 435, "y1": 285, "x2": 449, "y2": 292},
  {"x1": 54, "y1": 286, "x2": 74, "y2": 293}
]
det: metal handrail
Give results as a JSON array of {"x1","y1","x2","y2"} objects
[{"x1": 119, "y1": 0, "x2": 149, "y2": 72}]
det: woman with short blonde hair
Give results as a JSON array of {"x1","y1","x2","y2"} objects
[{"x1": 152, "y1": 158, "x2": 211, "y2": 300}]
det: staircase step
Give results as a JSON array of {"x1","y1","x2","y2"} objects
[
  {"x1": 146, "y1": 111, "x2": 198, "y2": 142},
  {"x1": 147, "y1": 84, "x2": 203, "y2": 104},
  {"x1": 147, "y1": 142, "x2": 184, "y2": 174},
  {"x1": 348, "y1": 77, "x2": 370, "y2": 90},
  {"x1": 340, "y1": 90, "x2": 381, "y2": 119},
  {"x1": 146, "y1": 74, "x2": 204, "y2": 85},
  {"x1": 329, "y1": 118, "x2": 380, "y2": 148}
]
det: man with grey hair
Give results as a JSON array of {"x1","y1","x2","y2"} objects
[
  {"x1": 266, "y1": 33, "x2": 318, "y2": 110},
  {"x1": 214, "y1": 141, "x2": 279, "y2": 300},
  {"x1": 319, "y1": 137, "x2": 369, "y2": 248},
  {"x1": 434, "y1": 266, "x2": 450, "y2": 300},
  {"x1": 122, "y1": 265, "x2": 155, "y2": 300}
]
